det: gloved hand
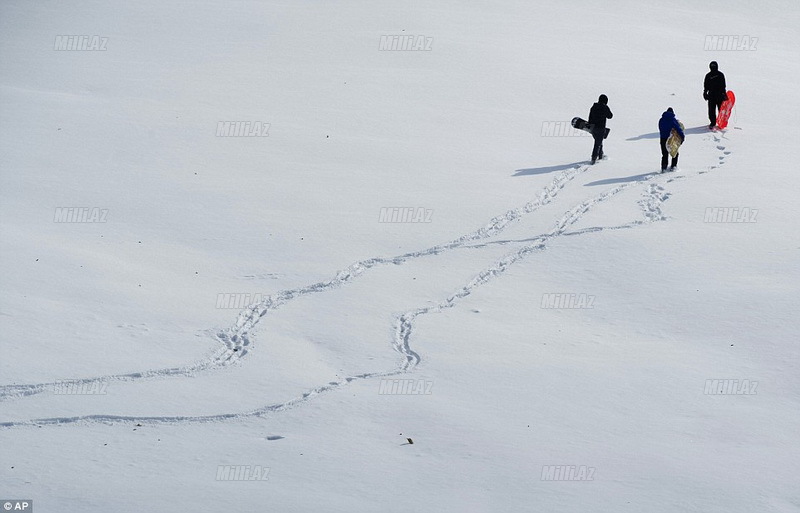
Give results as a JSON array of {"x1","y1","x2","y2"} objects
[{"x1": 703, "y1": 91, "x2": 709, "y2": 100}]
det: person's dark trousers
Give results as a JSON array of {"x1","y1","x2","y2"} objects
[
  {"x1": 591, "y1": 130, "x2": 604, "y2": 161},
  {"x1": 707, "y1": 97, "x2": 724, "y2": 126},
  {"x1": 660, "y1": 137, "x2": 678, "y2": 170}
]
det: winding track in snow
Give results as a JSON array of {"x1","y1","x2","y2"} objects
[
  {"x1": 0, "y1": 135, "x2": 730, "y2": 427},
  {"x1": 0, "y1": 163, "x2": 589, "y2": 402},
  {"x1": 1, "y1": 168, "x2": 676, "y2": 427}
]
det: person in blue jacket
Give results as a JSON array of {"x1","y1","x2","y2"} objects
[{"x1": 659, "y1": 107, "x2": 685, "y2": 172}]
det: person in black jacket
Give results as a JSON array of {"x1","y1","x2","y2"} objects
[
  {"x1": 703, "y1": 61, "x2": 727, "y2": 129},
  {"x1": 588, "y1": 94, "x2": 612, "y2": 164}
]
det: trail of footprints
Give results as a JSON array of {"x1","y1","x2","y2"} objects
[
  {"x1": 1, "y1": 134, "x2": 730, "y2": 427},
  {"x1": 700, "y1": 132, "x2": 730, "y2": 174},
  {"x1": 1, "y1": 164, "x2": 589, "y2": 403}
]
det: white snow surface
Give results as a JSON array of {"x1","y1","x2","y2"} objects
[{"x1": 1, "y1": 0, "x2": 799, "y2": 511}]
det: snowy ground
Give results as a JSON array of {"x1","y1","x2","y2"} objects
[{"x1": 1, "y1": 0, "x2": 799, "y2": 511}]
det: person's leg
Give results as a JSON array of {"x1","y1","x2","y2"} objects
[
  {"x1": 591, "y1": 132, "x2": 602, "y2": 162},
  {"x1": 708, "y1": 100, "x2": 716, "y2": 127},
  {"x1": 660, "y1": 137, "x2": 668, "y2": 170},
  {"x1": 671, "y1": 153, "x2": 678, "y2": 169}
]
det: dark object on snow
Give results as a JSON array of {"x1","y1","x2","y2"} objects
[
  {"x1": 588, "y1": 96, "x2": 613, "y2": 163},
  {"x1": 658, "y1": 108, "x2": 685, "y2": 139},
  {"x1": 571, "y1": 117, "x2": 610, "y2": 138},
  {"x1": 407, "y1": 438, "x2": 414, "y2": 444},
  {"x1": 704, "y1": 61, "x2": 727, "y2": 127},
  {"x1": 659, "y1": 108, "x2": 685, "y2": 171}
]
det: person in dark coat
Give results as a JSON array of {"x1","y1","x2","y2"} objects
[
  {"x1": 588, "y1": 94, "x2": 612, "y2": 164},
  {"x1": 658, "y1": 107, "x2": 685, "y2": 172},
  {"x1": 703, "y1": 61, "x2": 727, "y2": 129}
]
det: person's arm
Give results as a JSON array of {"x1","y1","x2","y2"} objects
[
  {"x1": 606, "y1": 106, "x2": 613, "y2": 119},
  {"x1": 676, "y1": 121, "x2": 685, "y2": 141},
  {"x1": 721, "y1": 72, "x2": 726, "y2": 92},
  {"x1": 703, "y1": 74, "x2": 710, "y2": 99}
]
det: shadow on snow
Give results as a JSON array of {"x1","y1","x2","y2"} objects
[
  {"x1": 513, "y1": 161, "x2": 589, "y2": 176},
  {"x1": 626, "y1": 125, "x2": 709, "y2": 141},
  {"x1": 584, "y1": 172, "x2": 655, "y2": 186}
]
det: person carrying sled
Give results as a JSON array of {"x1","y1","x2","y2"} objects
[
  {"x1": 588, "y1": 94, "x2": 613, "y2": 164},
  {"x1": 703, "y1": 61, "x2": 727, "y2": 129},
  {"x1": 659, "y1": 107, "x2": 685, "y2": 172}
]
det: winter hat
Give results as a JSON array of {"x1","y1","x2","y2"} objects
[
  {"x1": 667, "y1": 107, "x2": 674, "y2": 113},
  {"x1": 709, "y1": 61, "x2": 718, "y2": 71},
  {"x1": 598, "y1": 94, "x2": 608, "y2": 105}
]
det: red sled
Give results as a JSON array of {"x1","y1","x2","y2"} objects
[{"x1": 716, "y1": 90, "x2": 736, "y2": 129}]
